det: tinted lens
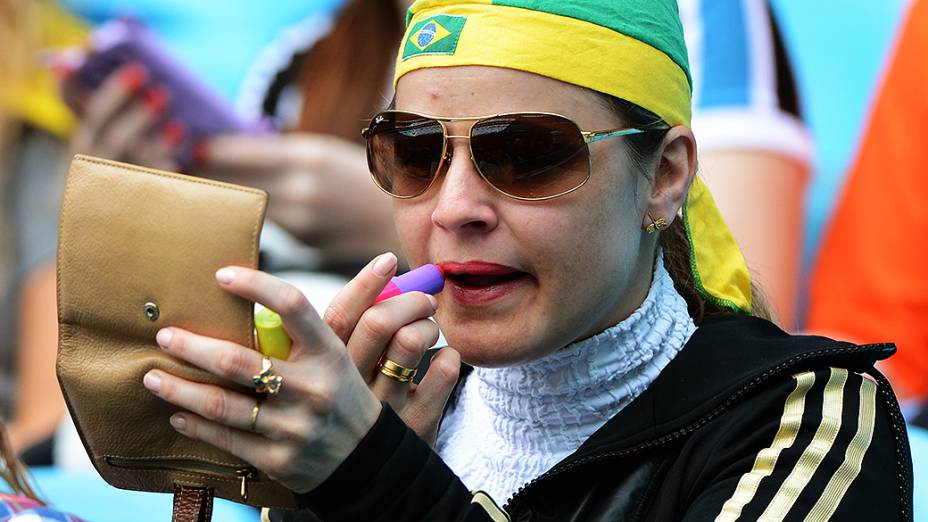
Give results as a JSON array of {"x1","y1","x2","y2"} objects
[
  {"x1": 366, "y1": 112, "x2": 445, "y2": 197},
  {"x1": 470, "y1": 114, "x2": 590, "y2": 199}
]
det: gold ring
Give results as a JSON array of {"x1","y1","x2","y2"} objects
[
  {"x1": 252, "y1": 356, "x2": 284, "y2": 396},
  {"x1": 250, "y1": 399, "x2": 263, "y2": 432},
  {"x1": 378, "y1": 358, "x2": 417, "y2": 383}
]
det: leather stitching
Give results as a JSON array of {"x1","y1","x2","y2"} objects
[
  {"x1": 72, "y1": 155, "x2": 266, "y2": 196},
  {"x1": 105, "y1": 454, "x2": 241, "y2": 467}
]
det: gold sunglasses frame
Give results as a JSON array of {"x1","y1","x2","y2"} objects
[{"x1": 362, "y1": 110, "x2": 652, "y2": 202}]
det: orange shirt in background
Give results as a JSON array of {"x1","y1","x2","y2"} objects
[{"x1": 808, "y1": 0, "x2": 928, "y2": 402}]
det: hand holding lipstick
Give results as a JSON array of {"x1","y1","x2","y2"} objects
[
  {"x1": 256, "y1": 263, "x2": 445, "y2": 360},
  {"x1": 251, "y1": 256, "x2": 456, "y2": 443},
  {"x1": 142, "y1": 255, "x2": 460, "y2": 494},
  {"x1": 322, "y1": 254, "x2": 460, "y2": 445}
]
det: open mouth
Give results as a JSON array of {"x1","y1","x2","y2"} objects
[
  {"x1": 437, "y1": 261, "x2": 530, "y2": 304},
  {"x1": 444, "y1": 271, "x2": 526, "y2": 288}
]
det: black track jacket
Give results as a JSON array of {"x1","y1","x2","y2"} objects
[{"x1": 272, "y1": 315, "x2": 914, "y2": 521}]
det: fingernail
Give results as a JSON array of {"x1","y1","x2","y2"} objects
[
  {"x1": 216, "y1": 268, "x2": 236, "y2": 284},
  {"x1": 372, "y1": 252, "x2": 397, "y2": 277},
  {"x1": 143, "y1": 372, "x2": 161, "y2": 393},
  {"x1": 159, "y1": 120, "x2": 187, "y2": 147},
  {"x1": 143, "y1": 86, "x2": 169, "y2": 113},
  {"x1": 118, "y1": 63, "x2": 146, "y2": 92},
  {"x1": 170, "y1": 415, "x2": 187, "y2": 431},
  {"x1": 156, "y1": 328, "x2": 173, "y2": 349},
  {"x1": 50, "y1": 61, "x2": 77, "y2": 80},
  {"x1": 427, "y1": 294, "x2": 438, "y2": 310},
  {"x1": 45, "y1": 48, "x2": 82, "y2": 79},
  {"x1": 191, "y1": 139, "x2": 210, "y2": 167}
]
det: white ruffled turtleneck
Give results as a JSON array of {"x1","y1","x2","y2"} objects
[{"x1": 435, "y1": 253, "x2": 696, "y2": 504}]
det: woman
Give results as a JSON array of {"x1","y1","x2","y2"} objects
[{"x1": 141, "y1": 1, "x2": 913, "y2": 520}]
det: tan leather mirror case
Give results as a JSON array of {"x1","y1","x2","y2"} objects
[{"x1": 56, "y1": 155, "x2": 298, "y2": 509}]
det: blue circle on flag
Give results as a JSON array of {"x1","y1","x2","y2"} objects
[{"x1": 418, "y1": 22, "x2": 437, "y2": 47}]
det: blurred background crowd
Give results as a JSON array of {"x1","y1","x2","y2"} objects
[{"x1": 0, "y1": 0, "x2": 925, "y2": 519}]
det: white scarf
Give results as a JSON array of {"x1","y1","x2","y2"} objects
[{"x1": 435, "y1": 254, "x2": 696, "y2": 504}]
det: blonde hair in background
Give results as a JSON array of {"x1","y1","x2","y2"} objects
[
  {"x1": 0, "y1": 0, "x2": 40, "y2": 133},
  {"x1": 0, "y1": 0, "x2": 39, "y2": 410},
  {"x1": 0, "y1": 2, "x2": 55, "y2": 501},
  {"x1": 0, "y1": 0, "x2": 39, "y2": 315}
]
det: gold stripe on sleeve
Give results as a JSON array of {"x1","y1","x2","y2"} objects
[
  {"x1": 759, "y1": 367, "x2": 849, "y2": 521},
  {"x1": 714, "y1": 371, "x2": 816, "y2": 522},
  {"x1": 802, "y1": 376, "x2": 877, "y2": 522},
  {"x1": 471, "y1": 490, "x2": 510, "y2": 522}
]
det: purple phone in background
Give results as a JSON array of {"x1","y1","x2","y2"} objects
[{"x1": 64, "y1": 19, "x2": 267, "y2": 168}]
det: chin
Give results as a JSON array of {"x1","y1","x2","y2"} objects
[
  {"x1": 453, "y1": 345, "x2": 521, "y2": 369},
  {"x1": 437, "y1": 318, "x2": 552, "y2": 369}
]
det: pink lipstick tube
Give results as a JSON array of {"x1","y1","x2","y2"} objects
[{"x1": 374, "y1": 264, "x2": 445, "y2": 304}]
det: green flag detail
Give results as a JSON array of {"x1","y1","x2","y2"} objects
[{"x1": 402, "y1": 14, "x2": 467, "y2": 60}]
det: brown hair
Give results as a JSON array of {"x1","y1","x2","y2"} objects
[
  {"x1": 601, "y1": 95, "x2": 774, "y2": 325},
  {"x1": 295, "y1": 0, "x2": 406, "y2": 141},
  {"x1": 0, "y1": 425, "x2": 42, "y2": 502}
]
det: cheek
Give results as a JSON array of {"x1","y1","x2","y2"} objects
[
  {"x1": 520, "y1": 195, "x2": 625, "y2": 308},
  {"x1": 550, "y1": 163, "x2": 645, "y2": 293},
  {"x1": 392, "y1": 201, "x2": 431, "y2": 264},
  {"x1": 594, "y1": 151, "x2": 649, "y2": 244}
]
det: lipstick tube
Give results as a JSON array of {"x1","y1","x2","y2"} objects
[{"x1": 374, "y1": 264, "x2": 445, "y2": 304}]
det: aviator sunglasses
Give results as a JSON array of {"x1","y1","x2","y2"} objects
[{"x1": 362, "y1": 110, "x2": 666, "y2": 201}]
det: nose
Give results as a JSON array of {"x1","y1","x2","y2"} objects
[{"x1": 429, "y1": 138, "x2": 500, "y2": 234}]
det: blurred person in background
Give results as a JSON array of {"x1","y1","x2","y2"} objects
[
  {"x1": 0, "y1": 0, "x2": 86, "y2": 464},
  {"x1": 807, "y1": 0, "x2": 928, "y2": 413},
  {"x1": 63, "y1": 0, "x2": 408, "y2": 279},
  {"x1": 200, "y1": 0, "x2": 408, "y2": 275},
  {"x1": 679, "y1": 0, "x2": 811, "y2": 329},
  {"x1": 803, "y1": 3, "x2": 928, "y2": 517}
]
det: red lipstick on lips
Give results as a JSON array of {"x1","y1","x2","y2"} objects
[
  {"x1": 436, "y1": 261, "x2": 529, "y2": 305},
  {"x1": 437, "y1": 261, "x2": 518, "y2": 276}
]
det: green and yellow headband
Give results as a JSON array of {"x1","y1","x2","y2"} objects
[{"x1": 395, "y1": 0, "x2": 753, "y2": 314}]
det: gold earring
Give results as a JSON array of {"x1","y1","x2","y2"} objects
[{"x1": 646, "y1": 216, "x2": 669, "y2": 234}]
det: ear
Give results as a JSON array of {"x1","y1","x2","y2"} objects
[{"x1": 642, "y1": 126, "x2": 697, "y2": 230}]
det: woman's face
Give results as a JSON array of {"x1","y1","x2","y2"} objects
[{"x1": 393, "y1": 66, "x2": 657, "y2": 368}]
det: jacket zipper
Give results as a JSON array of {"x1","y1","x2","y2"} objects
[
  {"x1": 503, "y1": 343, "x2": 910, "y2": 518},
  {"x1": 105, "y1": 456, "x2": 257, "y2": 502}
]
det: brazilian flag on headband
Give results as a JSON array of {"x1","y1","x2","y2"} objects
[{"x1": 404, "y1": 14, "x2": 468, "y2": 57}]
